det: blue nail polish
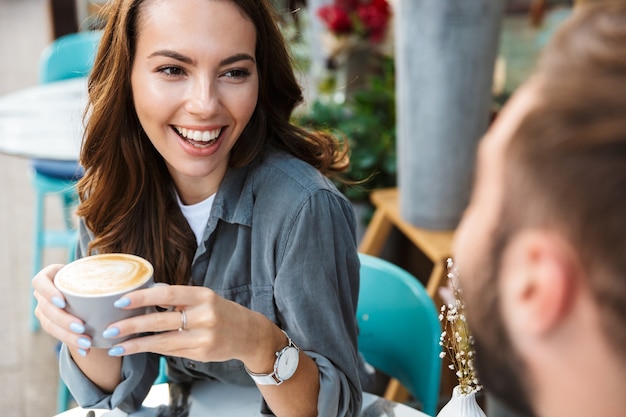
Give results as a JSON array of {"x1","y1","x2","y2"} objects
[
  {"x1": 108, "y1": 346, "x2": 125, "y2": 357},
  {"x1": 114, "y1": 298, "x2": 131, "y2": 308},
  {"x1": 77, "y1": 337, "x2": 92, "y2": 349},
  {"x1": 77, "y1": 348, "x2": 87, "y2": 357},
  {"x1": 102, "y1": 327, "x2": 120, "y2": 339},
  {"x1": 70, "y1": 322, "x2": 85, "y2": 334},
  {"x1": 52, "y1": 296, "x2": 66, "y2": 309}
]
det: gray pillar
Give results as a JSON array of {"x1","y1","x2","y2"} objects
[{"x1": 396, "y1": 0, "x2": 506, "y2": 230}]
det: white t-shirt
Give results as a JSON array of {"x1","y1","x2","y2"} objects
[{"x1": 177, "y1": 193, "x2": 215, "y2": 245}]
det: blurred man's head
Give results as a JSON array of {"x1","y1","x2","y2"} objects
[{"x1": 453, "y1": 2, "x2": 626, "y2": 417}]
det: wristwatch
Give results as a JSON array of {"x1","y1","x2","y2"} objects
[{"x1": 245, "y1": 330, "x2": 300, "y2": 385}]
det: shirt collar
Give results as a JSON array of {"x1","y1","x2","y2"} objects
[{"x1": 210, "y1": 161, "x2": 255, "y2": 228}]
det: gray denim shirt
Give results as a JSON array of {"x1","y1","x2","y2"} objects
[{"x1": 60, "y1": 149, "x2": 365, "y2": 416}]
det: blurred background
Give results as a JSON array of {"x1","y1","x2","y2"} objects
[{"x1": 0, "y1": 0, "x2": 573, "y2": 416}]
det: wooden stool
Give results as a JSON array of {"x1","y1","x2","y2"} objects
[
  {"x1": 358, "y1": 188, "x2": 455, "y2": 403},
  {"x1": 358, "y1": 188, "x2": 455, "y2": 298}
]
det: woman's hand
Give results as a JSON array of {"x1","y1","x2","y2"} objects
[
  {"x1": 94, "y1": 284, "x2": 320, "y2": 416},
  {"x1": 100, "y1": 285, "x2": 277, "y2": 367},
  {"x1": 33, "y1": 264, "x2": 125, "y2": 392},
  {"x1": 32, "y1": 264, "x2": 94, "y2": 355}
]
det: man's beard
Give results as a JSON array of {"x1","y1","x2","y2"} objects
[{"x1": 462, "y1": 225, "x2": 537, "y2": 417}]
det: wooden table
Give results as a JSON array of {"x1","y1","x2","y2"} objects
[{"x1": 358, "y1": 188, "x2": 455, "y2": 298}]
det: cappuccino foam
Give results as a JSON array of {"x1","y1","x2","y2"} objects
[{"x1": 55, "y1": 254, "x2": 153, "y2": 296}]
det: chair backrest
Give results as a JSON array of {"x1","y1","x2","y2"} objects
[
  {"x1": 357, "y1": 253, "x2": 442, "y2": 416},
  {"x1": 39, "y1": 30, "x2": 102, "y2": 83}
]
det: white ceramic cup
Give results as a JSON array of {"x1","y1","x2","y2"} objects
[{"x1": 54, "y1": 253, "x2": 155, "y2": 348}]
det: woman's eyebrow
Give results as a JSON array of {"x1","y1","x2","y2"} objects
[
  {"x1": 148, "y1": 50, "x2": 193, "y2": 64},
  {"x1": 219, "y1": 53, "x2": 255, "y2": 66},
  {"x1": 146, "y1": 51, "x2": 255, "y2": 67}
]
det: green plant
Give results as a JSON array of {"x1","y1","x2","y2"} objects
[{"x1": 294, "y1": 56, "x2": 396, "y2": 202}]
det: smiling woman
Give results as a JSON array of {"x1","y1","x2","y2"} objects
[
  {"x1": 130, "y1": 1, "x2": 259, "y2": 203},
  {"x1": 31, "y1": 1, "x2": 367, "y2": 417}
]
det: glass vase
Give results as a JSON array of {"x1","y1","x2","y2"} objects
[{"x1": 437, "y1": 386, "x2": 486, "y2": 417}]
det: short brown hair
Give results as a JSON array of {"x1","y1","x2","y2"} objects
[{"x1": 503, "y1": 1, "x2": 626, "y2": 358}]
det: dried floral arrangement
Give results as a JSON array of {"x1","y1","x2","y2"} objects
[{"x1": 438, "y1": 258, "x2": 482, "y2": 395}]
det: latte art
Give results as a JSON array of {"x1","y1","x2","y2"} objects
[{"x1": 55, "y1": 254, "x2": 153, "y2": 296}]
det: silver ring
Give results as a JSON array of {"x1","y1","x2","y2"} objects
[{"x1": 178, "y1": 309, "x2": 187, "y2": 332}]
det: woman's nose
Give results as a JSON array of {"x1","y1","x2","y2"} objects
[{"x1": 185, "y1": 79, "x2": 220, "y2": 118}]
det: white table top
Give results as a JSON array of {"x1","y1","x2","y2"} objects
[
  {"x1": 0, "y1": 77, "x2": 87, "y2": 160},
  {"x1": 55, "y1": 381, "x2": 428, "y2": 417}
]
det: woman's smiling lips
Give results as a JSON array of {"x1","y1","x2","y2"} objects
[{"x1": 172, "y1": 125, "x2": 223, "y2": 148}]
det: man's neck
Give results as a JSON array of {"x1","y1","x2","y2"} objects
[{"x1": 532, "y1": 329, "x2": 626, "y2": 417}]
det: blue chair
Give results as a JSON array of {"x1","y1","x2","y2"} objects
[
  {"x1": 357, "y1": 253, "x2": 442, "y2": 416},
  {"x1": 38, "y1": 30, "x2": 102, "y2": 84},
  {"x1": 30, "y1": 30, "x2": 102, "y2": 333},
  {"x1": 155, "y1": 356, "x2": 169, "y2": 384},
  {"x1": 34, "y1": 30, "x2": 101, "y2": 414}
]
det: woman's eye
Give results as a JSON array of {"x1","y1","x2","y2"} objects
[
  {"x1": 158, "y1": 66, "x2": 185, "y2": 77},
  {"x1": 222, "y1": 69, "x2": 251, "y2": 79}
]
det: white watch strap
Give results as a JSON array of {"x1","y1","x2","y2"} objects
[
  {"x1": 246, "y1": 369, "x2": 281, "y2": 385},
  {"x1": 245, "y1": 330, "x2": 298, "y2": 386}
]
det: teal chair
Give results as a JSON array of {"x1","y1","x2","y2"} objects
[
  {"x1": 357, "y1": 253, "x2": 442, "y2": 416},
  {"x1": 39, "y1": 30, "x2": 103, "y2": 84},
  {"x1": 34, "y1": 30, "x2": 102, "y2": 414},
  {"x1": 30, "y1": 30, "x2": 102, "y2": 333},
  {"x1": 155, "y1": 356, "x2": 169, "y2": 384}
]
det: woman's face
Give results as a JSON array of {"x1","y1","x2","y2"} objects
[{"x1": 131, "y1": 0, "x2": 259, "y2": 204}]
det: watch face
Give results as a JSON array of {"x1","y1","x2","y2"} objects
[{"x1": 276, "y1": 346, "x2": 299, "y2": 380}]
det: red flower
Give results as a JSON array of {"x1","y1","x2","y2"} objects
[
  {"x1": 357, "y1": 0, "x2": 391, "y2": 42},
  {"x1": 317, "y1": 0, "x2": 391, "y2": 43},
  {"x1": 318, "y1": 5, "x2": 353, "y2": 35},
  {"x1": 336, "y1": 0, "x2": 361, "y2": 9}
]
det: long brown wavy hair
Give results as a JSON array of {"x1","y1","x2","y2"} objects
[{"x1": 78, "y1": 0, "x2": 349, "y2": 285}]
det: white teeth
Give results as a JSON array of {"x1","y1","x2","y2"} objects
[{"x1": 175, "y1": 126, "x2": 221, "y2": 142}]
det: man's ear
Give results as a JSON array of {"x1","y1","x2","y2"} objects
[{"x1": 500, "y1": 230, "x2": 580, "y2": 337}]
